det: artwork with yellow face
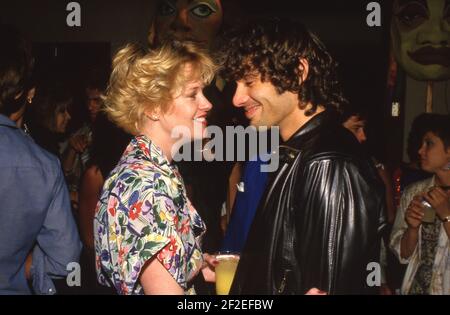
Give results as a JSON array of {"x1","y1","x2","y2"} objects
[
  {"x1": 150, "y1": 0, "x2": 224, "y2": 49},
  {"x1": 391, "y1": 0, "x2": 450, "y2": 81}
]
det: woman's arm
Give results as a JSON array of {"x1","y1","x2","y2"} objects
[
  {"x1": 78, "y1": 166, "x2": 103, "y2": 250},
  {"x1": 399, "y1": 195, "x2": 424, "y2": 259},
  {"x1": 140, "y1": 257, "x2": 184, "y2": 295}
]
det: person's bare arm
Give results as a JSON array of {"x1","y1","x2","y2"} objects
[
  {"x1": 62, "y1": 135, "x2": 88, "y2": 175},
  {"x1": 25, "y1": 253, "x2": 32, "y2": 280},
  {"x1": 400, "y1": 196, "x2": 423, "y2": 259},
  {"x1": 140, "y1": 258, "x2": 184, "y2": 295},
  {"x1": 78, "y1": 166, "x2": 103, "y2": 250}
]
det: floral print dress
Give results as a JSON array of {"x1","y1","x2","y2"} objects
[{"x1": 94, "y1": 135, "x2": 206, "y2": 295}]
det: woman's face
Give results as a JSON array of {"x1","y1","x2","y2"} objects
[
  {"x1": 418, "y1": 131, "x2": 450, "y2": 173},
  {"x1": 154, "y1": 0, "x2": 223, "y2": 48},
  {"x1": 54, "y1": 106, "x2": 71, "y2": 134},
  {"x1": 391, "y1": 0, "x2": 450, "y2": 81},
  {"x1": 158, "y1": 63, "x2": 212, "y2": 143}
]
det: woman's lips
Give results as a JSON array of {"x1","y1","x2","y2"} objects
[
  {"x1": 408, "y1": 46, "x2": 450, "y2": 67},
  {"x1": 194, "y1": 116, "x2": 207, "y2": 127}
]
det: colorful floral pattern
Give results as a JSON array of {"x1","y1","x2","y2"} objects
[{"x1": 94, "y1": 135, "x2": 206, "y2": 295}]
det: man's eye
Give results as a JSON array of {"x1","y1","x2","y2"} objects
[
  {"x1": 190, "y1": 4, "x2": 215, "y2": 18},
  {"x1": 395, "y1": 3, "x2": 428, "y2": 28},
  {"x1": 158, "y1": 1, "x2": 176, "y2": 16}
]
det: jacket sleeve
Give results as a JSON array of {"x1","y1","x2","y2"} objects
[
  {"x1": 31, "y1": 163, "x2": 82, "y2": 295},
  {"x1": 295, "y1": 157, "x2": 387, "y2": 294}
]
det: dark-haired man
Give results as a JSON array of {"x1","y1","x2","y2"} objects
[{"x1": 222, "y1": 18, "x2": 387, "y2": 294}]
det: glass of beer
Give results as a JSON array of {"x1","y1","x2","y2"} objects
[{"x1": 215, "y1": 251, "x2": 240, "y2": 295}]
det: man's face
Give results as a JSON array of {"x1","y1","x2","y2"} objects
[
  {"x1": 154, "y1": 0, "x2": 223, "y2": 48},
  {"x1": 86, "y1": 88, "x2": 102, "y2": 122},
  {"x1": 391, "y1": 0, "x2": 450, "y2": 81},
  {"x1": 343, "y1": 115, "x2": 367, "y2": 144},
  {"x1": 232, "y1": 72, "x2": 300, "y2": 138}
]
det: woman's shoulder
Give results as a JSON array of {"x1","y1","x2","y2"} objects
[{"x1": 403, "y1": 176, "x2": 434, "y2": 198}]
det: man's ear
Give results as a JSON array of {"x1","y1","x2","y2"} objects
[{"x1": 298, "y1": 58, "x2": 309, "y2": 85}]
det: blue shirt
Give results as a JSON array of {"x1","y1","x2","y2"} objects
[
  {"x1": 0, "y1": 114, "x2": 82, "y2": 294},
  {"x1": 221, "y1": 156, "x2": 270, "y2": 253}
]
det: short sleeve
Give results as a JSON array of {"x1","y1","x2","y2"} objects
[{"x1": 120, "y1": 192, "x2": 187, "y2": 293}]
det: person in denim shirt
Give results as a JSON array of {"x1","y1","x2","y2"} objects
[{"x1": 0, "y1": 24, "x2": 81, "y2": 295}]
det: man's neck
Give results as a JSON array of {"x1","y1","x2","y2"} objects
[{"x1": 280, "y1": 104, "x2": 325, "y2": 142}]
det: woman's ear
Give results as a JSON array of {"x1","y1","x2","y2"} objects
[
  {"x1": 298, "y1": 58, "x2": 309, "y2": 85},
  {"x1": 144, "y1": 107, "x2": 160, "y2": 121},
  {"x1": 27, "y1": 87, "x2": 36, "y2": 104}
]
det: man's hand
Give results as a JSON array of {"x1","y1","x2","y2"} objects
[
  {"x1": 25, "y1": 253, "x2": 32, "y2": 280},
  {"x1": 305, "y1": 288, "x2": 327, "y2": 295}
]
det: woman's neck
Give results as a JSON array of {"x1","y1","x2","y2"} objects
[{"x1": 435, "y1": 169, "x2": 450, "y2": 187}]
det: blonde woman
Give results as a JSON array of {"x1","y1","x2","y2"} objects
[{"x1": 94, "y1": 41, "x2": 217, "y2": 295}]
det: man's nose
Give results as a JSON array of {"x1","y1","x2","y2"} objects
[{"x1": 232, "y1": 83, "x2": 249, "y2": 108}]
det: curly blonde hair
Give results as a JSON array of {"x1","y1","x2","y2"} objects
[{"x1": 104, "y1": 41, "x2": 216, "y2": 135}]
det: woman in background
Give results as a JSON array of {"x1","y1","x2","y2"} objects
[
  {"x1": 77, "y1": 112, "x2": 130, "y2": 294},
  {"x1": 390, "y1": 114, "x2": 450, "y2": 294},
  {"x1": 27, "y1": 85, "x2": 72, "y2": 159}
]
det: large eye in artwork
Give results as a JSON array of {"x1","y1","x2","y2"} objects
[
  {"x1": 190, "y1": 3, "x2": 215, "y2": 18},
  {"x1": 158, "y1": 0, "x2": 176, "y2": 17},
  {"x1": 395, "y1": 1, "x2": 428, "y2": 28}
]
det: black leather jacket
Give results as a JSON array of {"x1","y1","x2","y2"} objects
[{"x1": 230, "y1": 111, "x2": 387, "y2": 295}]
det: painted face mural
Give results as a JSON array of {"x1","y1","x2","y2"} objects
[
  {"x1": 391, "y1": 0, "x2": 450, "y2": 81},
  {"x1": 151, "y1": 0, "x2": 223, "y2": 49}
]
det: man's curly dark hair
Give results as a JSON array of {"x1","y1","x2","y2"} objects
[{"x1": 220, "y1": 17, "x2": 347, "y2": 116}]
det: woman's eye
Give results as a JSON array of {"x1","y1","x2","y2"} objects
[
  {"x1": 190, "y1": 4, "x2": 215, "y2": 18},
  {"x1": 395, "y1": 2, "x2": 428, "y2": 28},
  {"x1": 158, "y1": 1, "x2": 176, "y2": 16}
]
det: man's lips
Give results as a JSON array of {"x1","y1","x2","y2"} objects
[
  {"x1": 244, "y1": 104, "x2": 260, "y2": 119},
  {"x1": 408, "y1": 46, "x2": 450, "y2": 67}
]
